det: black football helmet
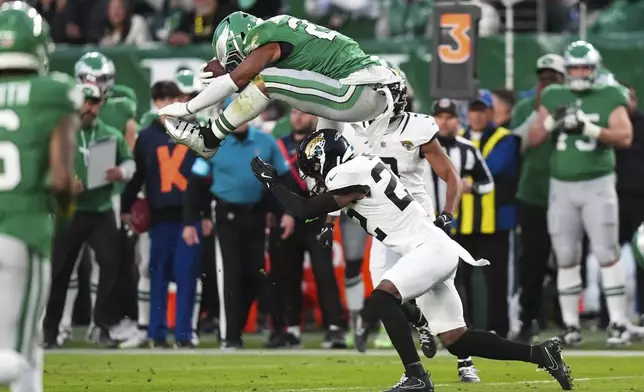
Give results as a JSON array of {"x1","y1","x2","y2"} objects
[
  {"x1": 389, "y1": 79, "x2": 408, "y2": 118},
  {"x1": 297, "y1": 129, "x2": 355, "y2": 190}
]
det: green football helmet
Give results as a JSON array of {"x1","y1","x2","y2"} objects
[
  {"x1": 563, "y1": 41, "x2": 601, "y2": 91},
  {"x1": 212, "y1": 11, "x2": 263, "y2": 72},
  {"x1": 0, "y1": 1, "x2": 54, "y2": 74},
  {"x1": 175, "y1": 69, "x2": 202, "y2": 97},
  {"x1": 74, "y1": 52, "x2": 115, "y2": 97},
  {"x1": 633, "y1": 222, "x2": 644, "y2": 270}
]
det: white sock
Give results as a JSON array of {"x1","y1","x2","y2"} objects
[
  {"x1": 60, "y1": 277, "x2": 79, "y2": 332},
  {"x1": 345, "y1": 274, "x2": 364, "y2": 313},
  {"x1": 192, "y1": 280, "x2": 203, "y2": 332},
  {"x1": 601, "y1": 260, "x2": 627, "y2": 325},
  {"x1": 10, "y1": 348, "x2": 43, "y2": 392},
  {"x1": 557, "y1": 265, "x2": 583, "y2": 328},
  {"x1": 0, "y1": 350, "x2": 28, "y2": 385},
  {"x1": 287, "y1": 326, "x2": 301, "y2": 338},
  {"x1": 89, "y1": 255, "x2": 99, "y2": 325},
  {"x1": 137, "y1": 277, "x2": 150, "y2": 328}
]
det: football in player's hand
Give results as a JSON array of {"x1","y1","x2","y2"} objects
[
  {"x1": 203, "y1": 59, "x2": 227, "y2": 78},
  {"x1": 129, "y1": 197, "x2": 151, "y2": 234}
]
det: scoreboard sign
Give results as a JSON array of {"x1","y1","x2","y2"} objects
[{"x1": 430, "y1": 3, "x2": 481, "y2": 100}]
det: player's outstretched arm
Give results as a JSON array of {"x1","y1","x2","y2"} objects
[
  {"x1": 186, "y1": 44, "x2": 281, "y2": 114},
  {"x1": 50, "y1": 114, "x2": 79, "y2": 213},
  {"x1": 421, "y1": 139, "x2": 462, "y2": 214}
]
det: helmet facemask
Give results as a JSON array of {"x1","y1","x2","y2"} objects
[{"x1": 564, "y1": 41, "x2": 601, "y2": 91}]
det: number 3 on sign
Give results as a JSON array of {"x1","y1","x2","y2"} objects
[{"x1": 439, "y1": 14, "x2": 472, "y2": 64}]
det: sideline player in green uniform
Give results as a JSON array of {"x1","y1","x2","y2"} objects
[
  {"x1": 0, "y1": 2, "x2": 80, "y2": 390},
  {"x1": 159, "y1": 11, "x2": 404, "y2": 158},
  {"x1": 536, "y1": 41, "x2": 633, "y2": 347}
]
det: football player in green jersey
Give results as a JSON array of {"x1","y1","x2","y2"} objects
[
  {"x1": 159, "y1": 11, "x2": 404, "y2": 158},
  {"x1": 75, "y1": 53, "x2": 138, "y2": 150},
  {"x1": 0, "y1": 2, "x2": 79, "y2": 390},
  {"x1": 536, "y1": 41, "x2": 633, "y2": 347}
]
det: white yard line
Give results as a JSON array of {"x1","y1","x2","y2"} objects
[
  {"x1": 47, "y1": 349, "x2": 644, "y2": 357},
  {"x1": 273, "y1": 375, "x2": 644, "y2": 392}
]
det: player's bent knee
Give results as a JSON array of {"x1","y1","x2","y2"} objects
[
  {"x1": 440, "y1": 327, "x2": 469, "y2": 356},
  {"x1": 374, "y1": 280, "x2": 400, "y2": 299},
  {"x1": 553, "y1": 246, "x2": 579, "y2": 268},
  {"x1": 594, "y1": 249, "x2": 620, "y2": 267}
]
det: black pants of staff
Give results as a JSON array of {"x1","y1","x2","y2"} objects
[
  {"x1": 455, "y1": 230, "x2": 511, "y2": 338},
  {"x1": 115, "y1": 228, "x2": 139, "y2": 321},
  {"x1": 200, "y1": 231, "x2": 220, "y2": 322},
  {"x1": 268, "y1": 217, "x2": 344, "y2": 331},
  {"x1": 215, "y1": 201, "x2": 266, "y2": 343},
  {"x1": 44, "y1": 210, "x2": 124, "y2": 343},
  {"x1": 516, "y1": 201, "x2": 552, "y2": 329}
]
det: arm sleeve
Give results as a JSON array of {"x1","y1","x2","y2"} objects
[
  {"x1": 484, "y1": 136, "x2": 519, "y2": 177},
  {"x1": 121, "y1": 138, "x2": 146, "y2": 213},
  {"x1": 269, "y1": 184, "x2": 341, "y2": 219},
  {"x1": 469, "y1": 147, "x2": 495, "y2": 195}
]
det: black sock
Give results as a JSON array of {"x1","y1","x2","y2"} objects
[
  {"x1": 370, "y1": 290, "x2": 423, "y2": 376},
  {"x1": 447, "y1": 329, "x2": 542, "y2": 364},
  {"x1": 400, "y1": 302, "x2": 427, "y2": 326}
]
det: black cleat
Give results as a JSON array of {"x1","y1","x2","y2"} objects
[
  {"x1": 537, "y1": 338, "x2": 573, "y2": 390},
  {"x1": 322, "y1": 327, "x2": 347, "y2": 349},
  {"x1": 382, "y1": 372, "x2": 434, "y2": 392},
  {"x1": 354, "y1": 313, "x2": 371, "y2": 353},
  {"x1": 414, "y1": 323, "x2": 437, "y2": 358},
  {"x1": 264, "y1": 332, "x2": 301, "y2": 349}
]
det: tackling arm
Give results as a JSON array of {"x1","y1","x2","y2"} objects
[
  {"x1": 186, "y1": 44, "x2": 281, "y2": 114},
  {"x1": 269, "y1": 184, "x2": 365, "y2": 219},
  {"x1": 421, "y1": 139, "x2": 462, "y2": 214}
]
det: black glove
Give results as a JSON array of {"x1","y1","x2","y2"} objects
[
  {"x1": 434, "y1": 211, "x2": 453, "y2": 235},
  {"x1": 250, "y1": 156, "x2": 277, "y2": 188},
  {"x1": 317, "y1": 222, "x2": 334, "y2": 249},
  {"x1": 558, "y1": 105, "x2": 584, "y2": 134}
]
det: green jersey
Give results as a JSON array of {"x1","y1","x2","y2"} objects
[
  {"x1": 512, "y1": 96, "x2": 553, "y2": 206},
  {"x1": 74, "y1": 119, "x2": 131, "y2": 213},
  {"x1": 0, "y1": 72, "x2": 81, "y2": 256},
  {"x1": 99, "y1": 94, "x2": 137, "y2": 135},
  {"x1": 243, "y1": 15, "x2": 377, "y2": 80},
  {"x1": 541, "y1": 84, "x2": 628, "y2": 181},
  {"x1": 111, "y1": 84, "x2": 137, "y2": 102}
]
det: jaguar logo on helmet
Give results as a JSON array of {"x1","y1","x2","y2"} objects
[{"x1": 305, "y1": 133, "x2": 325, "y2": 159}]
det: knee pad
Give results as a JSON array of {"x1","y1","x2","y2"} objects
[
  {"x1": 594, "y1": 248, "x2": 620, "y2": 266},
  {"x1": 345, "y1": 259, "x2": 363, "y2": 281},
  {"x1": 553, "y1": 241, "x2": 582, "y2": 269}
]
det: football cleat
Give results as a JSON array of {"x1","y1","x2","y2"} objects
[
  {"x1": 554, "y1": 325, "x2": 583, "y2": 347},
  {"x1": 354, "y1": 313, "x2": 371, "y2": 353},
  {"x1": 415, "y1": 324, "x2": 437, "y2": 358},
  {"x1": 606, "y1": 323, "x2": 631, "y2": 347},
  {"x1": 164, "y1": 117, "x2": 220, "y2": 159},
  {"x1": 536, "y1": 338, "x2": 573, "y2": 390},
  {"x1": 457, "y1": 359, "x2": 480, "y2": 383},
  {"x1": 118, "y1": 329, "x2": 148, "y2": 349},
  {"x1": 382, "y1": 373, "x2": 434, "y2": 392},
  {"x1": 322, "y1": 326, "x2": 347, "y2": 349}
]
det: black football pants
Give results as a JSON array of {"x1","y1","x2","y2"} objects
[
  {"x1": 268, "y1": 217, "x2": 344, "y2": 331},
  {"x1": 44, "y1": 210, "x2": 124, "y2": 343}
]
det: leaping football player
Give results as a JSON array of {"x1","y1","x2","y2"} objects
[
  {"x1": 250, "y1": 129, "x2": 573, "y2": 392},
  {"x1": 159, "y1": 11, "x2": 404, "y2": 158}
]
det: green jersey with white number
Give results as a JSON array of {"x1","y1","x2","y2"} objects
[
  {"x1": 243, "y1": 15, "x2": 377, "y2": 80},
  {"x1": 99, "y1": 88, "x2": 137, "y2": 135},
  {"x1": 541, "y1": 84, "x2": 628, "y2": 181},
  {"x1": 0, "y1": 72, "x2": 81, "y2": 256}
]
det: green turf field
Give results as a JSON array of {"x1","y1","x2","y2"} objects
[{"x1": 32, "y1": 350, "x2": 644, "y2": 391}]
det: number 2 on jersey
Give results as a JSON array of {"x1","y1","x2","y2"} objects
[
  {"x1": 287, "y1": 17, "x2": 339, "y2": 41},
  {"x1": 0, "y1": 109, "x2": 22, "y2": 191}
]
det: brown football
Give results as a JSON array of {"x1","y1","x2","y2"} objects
[{"x1": 203, "y1": 59, "x2": 227, "y2": 77}]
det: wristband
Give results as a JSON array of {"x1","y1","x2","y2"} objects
[{"x1": 583, "y1": 122, "x2": 602, "y2": 139}]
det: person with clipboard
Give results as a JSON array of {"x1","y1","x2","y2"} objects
[{"x1": 44, "y1": 83, "x2": 135, "y2": 348}]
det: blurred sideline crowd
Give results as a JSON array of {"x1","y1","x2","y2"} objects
[
  {"x1": 11, "y1": 0, "x2": 644, "y2": 48},
  {"x1": 29, "y1": 0, "x2": 644, "y2": 351}
]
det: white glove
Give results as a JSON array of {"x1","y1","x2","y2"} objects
[
  {"x1": 158, "y1": 102, "x2": 191, "y2": 118},
  {"x1": 199, "y1": 62, "x2": 215, "y2": 86},
  {"x1": 543, "y1": 114, "x2": 557, "y2": 133},
  {"x1": 576, "y1": 109, "x2": 602, "y2": 138}
]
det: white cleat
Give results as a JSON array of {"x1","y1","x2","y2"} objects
[
  {"x1": 119, "y1": 329, "x2": 148, "y2": 349},
  {"x1": 606, "y1": 323, "x2": 631, "y2": 347},
  {"x1": 191, "y1": 331, "x2": 200, "y2": 347},
  {"x1": 163, "y1": 117, "x2": 219, "y2": 159},
  {"x1": 110, "y1": 318, "x2": 138, "y2": 341}
]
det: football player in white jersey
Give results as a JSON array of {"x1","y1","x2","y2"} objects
[
  {"x1": 343, "y1": 101, "x2": 481, "y2": 382},
  {"x1": 251, "y1": 129, "x2": 573, "y2": 392}
]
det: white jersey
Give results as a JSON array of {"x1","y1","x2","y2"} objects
[
  {"x1": 325, "y1": 154, "x2": 441, "y2": 256},
  {"x1": 343, "y1": 112, "x2": 438, "y2": 219}
]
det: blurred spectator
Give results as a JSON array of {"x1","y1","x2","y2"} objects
[
  {"x1": 189, "y1": 120, "x2": 289, "y2": 349},
  {"x1": 491, "y1": 88, "x2": 515, "y2": 128},
  {"x1": 265, "y1": 109, "x2": 346, "y2": 349},
  {"x1": 511, "y1": 54, "x2": 565, "y2": 344},
  {"x1": 454, "y1": 90, "x2": 519, "y2": 338},
  {"x1": 34, "y1": 0, "x2": 85, "y2": 43},
  {"x1": 168, "y1": 0, "x2": 237, "y2": 46},
  {"x1": 238, "y1": 0, "x2": 282, "y2": 19},
  {"x1": 95, "y1": 0, "x2": 151, "y2": 46},
  {"x1": 615, "y1": 83, "x2": 644, "y2": 324},
  {"x1": 490, "y1": 0, "x2": 572, "y2": 33}
]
